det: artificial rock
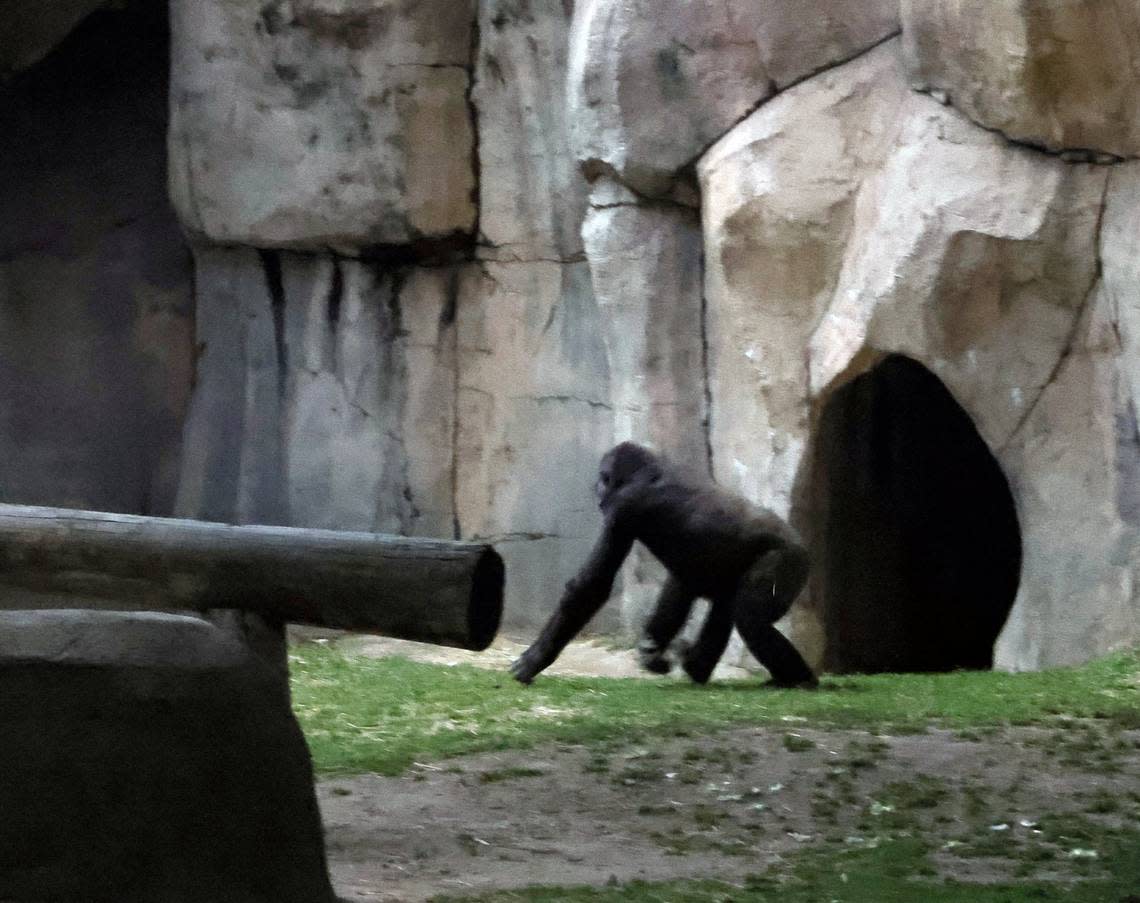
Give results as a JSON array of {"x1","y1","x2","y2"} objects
[
  {"x1": 902, "y1": 0, "x2": 1140, "y2": 159},
  {"x1": 0, "y1": 611, "x2": 334, "y2": 903},
  {"x1": 567, "y1": 0, "x2": 898, "y2": 197},
  {"x1": 701, "y1": 39, "x2": 1133, "y2": 671},
  {"x1": 168, "y1": 0, "x2": 477, "y2": 251}
]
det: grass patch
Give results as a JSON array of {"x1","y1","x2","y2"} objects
[{"x1": 290, "y1": 646, "x2": 1140, "y2": 776}]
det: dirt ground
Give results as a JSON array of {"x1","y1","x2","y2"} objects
[{"x1": 313, "y1": 638, "x2": 1140, "y2": 901}]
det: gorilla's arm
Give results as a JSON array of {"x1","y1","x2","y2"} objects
[{"x1": 510, "y1": 518, "x2": 635, "y2": 684}]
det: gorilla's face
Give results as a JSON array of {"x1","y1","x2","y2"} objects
[{"x1": 596, "y1": 442, "x2": 658, "y2": 510}]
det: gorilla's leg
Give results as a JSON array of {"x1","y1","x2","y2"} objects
[
  {"x1": 680, "y1": 600, "x2": 733, "y2": 684},
  {"x1": 732, "y1": 546, "x2": 817, "y2": 687},
  {"x1": 638, "y1": 576, "x2": 696, "y2": 674}
]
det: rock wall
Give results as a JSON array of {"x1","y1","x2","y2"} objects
[
  {"x1": 5, "y1": 0, "x2": 1140, "y2": 665},
  {"x1": 0, "y1": 4, "x2": 193, "y2": 515},
  {"x1": 167, "y1": 0, "x2": 613, "y2": 630}
]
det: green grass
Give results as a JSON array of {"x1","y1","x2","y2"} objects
[
  {"x1": 289, "y1": 645, "x2": 1140, "y2": 776},
  {"x1": 432, "y1": 825, "x2": 1140, "y2": 901}
]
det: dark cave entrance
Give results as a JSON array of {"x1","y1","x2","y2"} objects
[
  {"x1": 0, "y1": 1, "x2": 193, "y2": 515},
  {"x1": 812, "y1": 355, "x2": 1021, "y2": 674}
]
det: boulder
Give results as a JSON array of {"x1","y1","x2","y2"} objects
[
  {"x1": 902, "y1": 0, "x2": 1140, "y2": 158},
  {"x1": 699, "y1": 42, "x2": 909, "y2": 516},
  {"x1": 168, "y1": 0, "x2": 477, "y2": 250},
  {"x1": 700, "y1": 39, "x2": 1129, "y2": 671},
  {"x1": 568, "y1": 0, "x2": 898, "y2": 197},
  {"x1": 997, "y1": 163, "x2": 1140, "y2": 667},
  {"x1": 0, "y1": 611, "x2": 334, "y2": 903}
]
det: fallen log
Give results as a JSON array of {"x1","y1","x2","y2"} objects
[{"x1": 0, "y1": 504, "x2": 503, "y2": 651}]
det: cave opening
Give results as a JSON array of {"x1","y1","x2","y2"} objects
[
  {"x1": 0, "y1": 0, "x2": 192, "y2": 515},
  {"x1": 812, "y1": 354, "x2": 1022, "y2": 674}
]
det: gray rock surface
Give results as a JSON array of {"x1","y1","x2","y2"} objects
[
  {"x1": 0, "y1": 611, "x2": 334, "y2": 903},
  {"x1": 454, "y1": 259, "x2": 615, "y2": 629},
  {"x1": 475, "y1": 0, "x2": 586, "y2": 262},
  {"x1": 176, "y1": 246, "x2": 458, "y2": 538}
]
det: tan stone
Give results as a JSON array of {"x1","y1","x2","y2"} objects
[
  {"x1": 902, "y1": 0, "x2": 1140, "y2": 158},
  {"x1": 168, "y1": 0, "x2": 476, "y2": 251},
  {"x1": 700, "y1": 39, "x2": 1133, "y2": 670},
  {"x1": 569, "y1": 0, "x2": 898, "y2": 197},
  {"x1": 995, "y1": 164, "x2": 1140, "y2": 667},
  {"x1": 699, "y1": 42, "x2": 909, "y2": 515}
]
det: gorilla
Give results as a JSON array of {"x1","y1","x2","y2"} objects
[{"x1": 510, "y1": 442, "x2": 817, "y2": 687}]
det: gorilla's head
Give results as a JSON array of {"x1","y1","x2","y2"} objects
[{"x1": 596, "y1": 442, "x2": 661, "y2": 511}]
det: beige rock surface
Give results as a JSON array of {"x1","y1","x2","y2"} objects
[
  {"x1": 902, "y1": 0, "x2": 1140, "y2": 159},
  {"x1": 568, "y1": 0, "x2": 898, "y2": 197},
  {"x1": 699, "y1": 42, "x2": 910, "y2": 516},
  {"x1": 700, "y1": 38, "x2": 1135, "y2": 670},
  {"x1": 997, "y1": 164, "x2": 1140, "y2": 668}
]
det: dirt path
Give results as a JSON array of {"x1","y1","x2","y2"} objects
[
  {"x1": 320, "y1": 632, "x2": 753, "y2": 682},
  {"x1": 319, "y1": 723, "x2": 1140, "y2": 901}
]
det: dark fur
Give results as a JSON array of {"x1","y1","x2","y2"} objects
[{"x1": 510, "y1": 442, "x2": 817, "y2": 686}]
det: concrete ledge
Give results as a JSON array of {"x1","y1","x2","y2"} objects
[{"x1": 0, "y1": 611, "x2": 336, "y2": 903}]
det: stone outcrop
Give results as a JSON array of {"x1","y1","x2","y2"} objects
[
  {"x1": 567, "y1": 0, "x2": 899, "y2": 198},
  {"x1": 699, "y1": 39, "x2": 1134, "y2": 671},
  {"x1": 998, "y1": 164, "x2": 1140, "y2": 667},
  {"x1": 168, "y1": 0, "x2": 477, "y2": 250},
  {"x1": 902, "y1": 0, "x2": 1140, "y2": 159}
]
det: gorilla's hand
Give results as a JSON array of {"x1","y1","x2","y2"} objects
[{"x1": 510, "y1": 642, "x2": 554, "y2": 685}]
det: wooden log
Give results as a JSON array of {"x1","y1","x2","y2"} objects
[{"x1": 0, "y1": 504, "x2": 503, "y2": 651}]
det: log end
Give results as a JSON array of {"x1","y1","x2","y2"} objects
[{"x1": 466, "y1": 545, "x2": 505, "y2": 652}]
